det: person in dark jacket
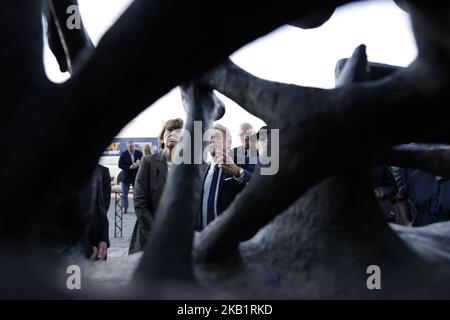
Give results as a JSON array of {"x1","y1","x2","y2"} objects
[
  {"x1": 128, "y1": 118, "x2": 184, "y2": 254},
  {"x1": 231, "y1": 122, "x2": 257, "y2": 164},
  {"x1": 118, "y1": 141, "x2": 143, "y2": 213},
  {"x1": 371, "y1": 166, "x2": 398, "y2": 223},
  {"x1": 389, "y1": 166, "x2": 414, "y2": 226},
  {"x1": 85, "y1": 164, "x2": 111, "y2": 260},
  {"x1": 397, "y1": 168, "x2": 450, "y2": 226},
  {"x1": 35, "y1": 164, "x2": 111, "y2": 260},
  {"x1": 198, "y1": 124, "x2": 255, "y2": 231}
]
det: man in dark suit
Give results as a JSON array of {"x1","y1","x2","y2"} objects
[
  {"x1": 85, "y1": 164, "x2": 111, "y2": 260},
  {"x1": 128, "y1": 118, "x2": 184, "y2": 254},
  {"x1": 34, "y1": 164, "x2": 111, "y2": 260},
  {"x1": 118, "y1": 141, "x2": 143, "y2": 213},
  {"x1": 198, "y1": 124, "x2": 255, "y2": 231},
  {"x1": 231, "y1": 122, "x2": 257, "y2": 165}
]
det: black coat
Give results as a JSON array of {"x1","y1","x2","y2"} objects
[
  {"x1": 87, "y1": 165, "x2": 111, "y2": 244},
  {"x1": 129, "y1": 152, "x2": 167, "y2": 254},
  {"x1": 197, "y1": 157, "x2": 255, "y2": 231},
  {"x1": 231, "y1": 145, "x2": 258, "y2": 164},
  {"x1": 401, "y1": 169, "x2": 450, "y2": 226},
  {"x1": 37, "y1": 164, "x2": 111, "y2": 257},
  {"x1": 85, "y1": 164, "x2": 111, "y2": 257},
  {"x1": 118, "y1": 149, "x2": 143, "y2": 185}
]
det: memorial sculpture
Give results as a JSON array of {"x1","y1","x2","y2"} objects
[{"x1": 0, "y1": 0, "x2": 449, "y2": 298}]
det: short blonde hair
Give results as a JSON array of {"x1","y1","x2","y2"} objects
[{"x1": 143, "y1": 144, "x2": 152, "y2": 156}]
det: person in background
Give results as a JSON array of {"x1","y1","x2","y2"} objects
[
  {"x1": 198, "y1": 124, "x2": 255, "y2": 231},
  {"x1": 255, "y1": 125, "x2": 271, "y2": 162},
  {"x1": 118, "y1": 141, "x2": 143, "y2": 214},
  {"x1": 396, "y1": 168, "x2": 450, "y2": 226},
  {"x1": 129, "y1": 118, "x2": 184, "y2": 254},
  {"x1": 390, "y1": 166, "x2": 413, "y2": 226},
  {"x1": 41, "y1": 164, "x2": 111, "y2": 260},
  {"x1": 231, "y1": 122, "x2": 257, "y2": 164},
  {"x1": 85, "y1": 164, "x2": 111, "y2": 260},
  {"x1": 372, "y1": 166, "x2": 398, "y2": 223},
  {"x1": 143, "y1": 144, "x2": 152, "y2": 156}
]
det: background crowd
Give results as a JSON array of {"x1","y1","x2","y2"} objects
[{"x1": 80, "y1": 120, "x2": 450, "y2": 259}]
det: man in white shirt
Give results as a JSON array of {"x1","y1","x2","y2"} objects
[{"x1": 118, "y1": 141, "x2": 143, "y2": 213}]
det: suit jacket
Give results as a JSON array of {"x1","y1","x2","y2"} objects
[
  {"x1": 402, "y1": 168, "x2": 450, "y2": 226},
  {"x1": 231, "y1": 145, "x2": 258, "y2": 164},
  {"x1": 34, "y1": 165, "x2": 110, "y2": 258},
  {"x1": 118, "y1": 149, "x2": 143, "y2": 185},
  {"x1": 85, "y1": 164, "x2": 111, "y2": 257},
  {"x1": 197, "y1": 157, "x2": 255, "y2": 231},
  {"x1": 129, "y1": 151, "x2": 168, "y2": 254}
]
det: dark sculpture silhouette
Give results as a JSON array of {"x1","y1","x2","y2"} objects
[{"x1": 0, "y1": 0, "x2": 449, "y2": 298}]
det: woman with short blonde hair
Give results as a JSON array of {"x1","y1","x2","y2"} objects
[
  {"x1": 143, "y1": 144, "x2": 152, "y2": 156},
  {"x1": 129, "y1": 118, "x2": 184, "y2": 254}
]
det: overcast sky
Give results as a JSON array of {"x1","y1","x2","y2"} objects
[{"x1": 44, "y1": 0, "x2": 417, "y2": 148}]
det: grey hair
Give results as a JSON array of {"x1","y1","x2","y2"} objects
[
  {"x1": 127, "y1": 141, "x2": 134, "y2": 145},
  {"x1": 213, "y1": 124, "x2": 232, "y2": 142},
  {"x1": 239, "y1": 122, "x2": 254, "y2": 131}
]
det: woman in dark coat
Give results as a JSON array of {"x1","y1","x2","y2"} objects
[{"x1": 128, "y1": 118, "x2": 183, "y2": 254}]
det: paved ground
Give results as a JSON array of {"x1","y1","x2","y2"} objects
[{"x1": 107, "y1": 192, "x2": 136, "y2": 258}]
